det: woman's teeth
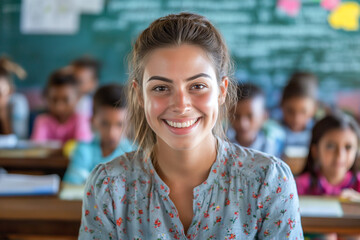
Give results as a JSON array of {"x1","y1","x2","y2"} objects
[{"x1": 165, "y1": 119, "x2": 198, "y2": 128}]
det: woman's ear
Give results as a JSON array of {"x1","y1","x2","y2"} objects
[
  {"x1": 132, "y1": 80, "x2": 144, "y2": 108},
  {"x1": 219, "y1": 76, "x2": 228, "y2": 105}
]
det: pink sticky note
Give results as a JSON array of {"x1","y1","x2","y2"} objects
[
  {"x1": 277, "y1": 0, "x2": 301, "y2": 17},
  {"x1": 321, "y1": 0, "x2": 341, "y2": 10}
]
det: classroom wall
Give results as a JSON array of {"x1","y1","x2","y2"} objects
[{"x1": 1, "y1": 0, "x2": 360, "y2": 112}]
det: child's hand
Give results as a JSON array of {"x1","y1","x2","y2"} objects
[{"x1": 340, "y1": 188, "x2": 360, "y2": 203}]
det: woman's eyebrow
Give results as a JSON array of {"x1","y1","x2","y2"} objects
[
  {"x1": 147, "y1": 73, "x2": 211, "y2": 83},
  {"x1": 186, "y1": 73, "x2": 212, "y2": 81},
  {"x1": 147, "y1": 76, "x2": 172, "y2": 83}
]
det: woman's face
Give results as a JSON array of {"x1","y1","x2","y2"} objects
[
  {"x1": 314, "y1": 128, "x2": 358, "y2": 183},
  {"x1": 140, "y1": 44, "x2": 227, "y2": 151}
]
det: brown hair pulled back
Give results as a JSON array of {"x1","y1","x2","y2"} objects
[{"x1": 127, "y1": 12, "x2": 237, "y2": 154}]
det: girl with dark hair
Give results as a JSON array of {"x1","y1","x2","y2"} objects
[
  {"x1": 296, "y1": 112, "x2": 360, "y2": 239},
  {"x1": 31, "y1": 68, "x2": 92, "y2": 144},
  {"x1": 296, "y1": 112, "x2": 360, "y2": 196}
]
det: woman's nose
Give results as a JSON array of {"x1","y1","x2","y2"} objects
[{"x1": 172, "y1": 89, "x2": 191, "y2": 114}]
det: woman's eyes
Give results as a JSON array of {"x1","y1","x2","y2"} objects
[
  {"x1": 152, "y1": 85, "x2": 169, "y2": 92},
  {"x1": 190, "y1": 83, "x2": 207, "y2": 90},
  {"x1": 151, "y1": 83, "x2": 207, "y2": 92}
]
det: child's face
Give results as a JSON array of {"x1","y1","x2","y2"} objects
[
  {"x1": 0, "y1": 78, "x2": 12, "y2": 108},
  {"x1": 47, "y1": 85, "x2": 78, "y2": 123},
  {"x1": 230, "y1": 98, "x2": 267, "y2": 146},
  {"x1": 282, "y1": 97, "x2": 316, "y2": 132},
  {"x1": 92, "y1": 106, "x2": 127, "y2": 150},
  {"x1": 314, "y1": 128, "x2": 358, "y2": 183},
  {"x1": 73, "y1": 67, "x2": 97, "y2": 96},
  {"x1": 140, "y1": 44, "x2": 227, "y2": 151}
]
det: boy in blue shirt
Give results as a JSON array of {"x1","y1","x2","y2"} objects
[
  {"x1": 281, "y1": 72, "x2": 318, "y2": 149},
  {"x1": 63, "y1": 84, "x2": 134, "y2": 184},
  {"x1": 228, "y1": 83, "x2": 285, "y2": 157}
]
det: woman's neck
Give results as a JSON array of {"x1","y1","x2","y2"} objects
[{"x1": 153, "y1": 134, "x2": 217, "y2": 187}]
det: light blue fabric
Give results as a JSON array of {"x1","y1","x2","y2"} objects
[
  {"x1": 227, "y1": 120, "x2": 286, "y2": 158},
  {"x1": 63, "y1": 137, "x2": 135, "y2": 185},
  {"x1": 283, "y1": 120, "x2": 314, "y2": 149},
  {"x1": 9, "y1": 93, "x2": 29, "y2": 139},
  {"x1": 79, "y1": 138, "x2": 303, "y2": 239}
]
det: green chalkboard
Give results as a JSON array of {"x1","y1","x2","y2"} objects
[{"x1": 1, "y1": 0, "x2": 360, "y2": 109}]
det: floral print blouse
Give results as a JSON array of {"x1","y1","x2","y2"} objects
[{"x1": 79, "y1": 138, "x2": 303, "y2": 239}]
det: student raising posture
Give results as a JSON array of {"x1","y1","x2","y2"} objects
[
  {"x1": 79, "y1": 13, "x2": 303, "y2": 239},
  {"x1": 31, "y1": 69, "x2": 92, "y2": 144},
  {"x1": 63, "y1": 84, "x2": 134, "y2": 185}
]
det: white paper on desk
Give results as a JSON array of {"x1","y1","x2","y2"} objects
[
  {"x1": 59, "y1": 183, "x2": 85, "y2": 200},
  {"x1": 299, "y1": 196, "x2": 343, "y2": 217},
  {"x1": 0, "y1": 174, "x2": 60, "y2": 196}
]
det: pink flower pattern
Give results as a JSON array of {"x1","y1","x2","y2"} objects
[{"x1": 79, "y1": 139, "x2": 303, "y2": 239}]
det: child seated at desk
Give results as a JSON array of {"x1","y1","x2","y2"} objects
[
  {"x1": 71, "y1": 56, "x2": 100, "y2": 119},
  {"x1": 0, "y1": 58, "x2": 29, "y2": 141},
  {"x1": 280, "y1": 72, "x2": 319, "y2": 174},
  {"x1": 296, "y1": 112, "x2": 360, "y2": 240},
  {"x1": 31, "y1": 69, "x2": 92, "y2": 144},
  {"x1": 228, "y1": 83, "x2": 285, "y2": 157},
  {"x1": 63, "y1": 84, "x2": 134, "y2": 185},
  {"x1": 281, "y1": 72, "x2": 318, "y2": 149}
]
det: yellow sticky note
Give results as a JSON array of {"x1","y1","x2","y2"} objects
[{"x1": 328, "y1": 2, "x2": 360, "y2": 31}]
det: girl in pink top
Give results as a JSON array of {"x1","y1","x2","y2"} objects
[
  {"x1": 31, "y1": 69, "x2": 92, "y2": 144},
  {"x1": 296, "y1": 112, "x2": 360, "y2": 196},
  {"x1": 296, "y1": 112, "x2": 360, "y2": 239}
]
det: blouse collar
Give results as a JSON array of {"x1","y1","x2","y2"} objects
[{"x1": 146, "y1": 136, "x2": 224, "y2": 198}]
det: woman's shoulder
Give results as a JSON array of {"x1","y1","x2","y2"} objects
[
  {"x1": 88, "y1": 150, "x2": 150, "y2": 182},
  {"x1": 222, "y1": 140, "x2": 292, "y2": 180}
]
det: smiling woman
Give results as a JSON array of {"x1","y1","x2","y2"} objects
[{"x1": 79, "y1": 12, "x2": 304, "y2": 239}]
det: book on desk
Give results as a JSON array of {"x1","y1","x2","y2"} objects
[{"x1": 0, "y1": 173, "x2": 60, "y2": 196}]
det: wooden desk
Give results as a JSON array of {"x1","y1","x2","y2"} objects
[
  {"x1": 0, "y1": 196, "x2": 359, "y2": 238},
  {"x1": 302, "y1": 201, "x2": 360, "y2": 234},
  {"x1": 0, "y1": 196, "x2": 81, "y2": 239},
  {"x1": 0, "y1": 150, "x2": 69, "y2": 177}
]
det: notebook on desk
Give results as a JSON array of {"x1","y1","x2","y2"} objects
[
  {"x1": 299, "y1": 196, "x2": 343, "y2": 217},
  {"x1": 59, "y1": 183, "x2": 85, "y2": 200},
  {"x1": 0, "y1": 173, "x2": 60, "y2": 196},
  {"x1": 0, "y1": 140, "x2": 62, "y2": 158}
]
